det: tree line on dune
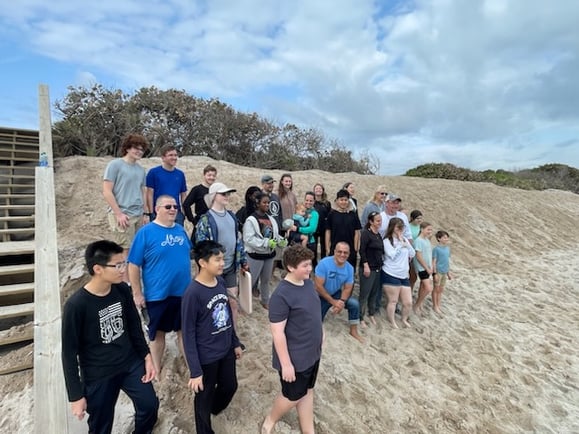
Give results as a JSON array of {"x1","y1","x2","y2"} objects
[
  {"x1": 52, "y1": 84, "x2": 377, "y2": 174},
  {"x1": 405, "y1": 163, "x2": 579, "y2": 194}
]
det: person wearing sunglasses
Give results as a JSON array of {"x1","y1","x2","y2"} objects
[
  {"x1": 360, "y1": 185, "x2": 387, "y2": 225},
  {"x1": 128, "y1": 195, "x2": 192, "y2": 377},
  {"x1": 62, "y1": 240, "x2": 159, "y2": 433}
]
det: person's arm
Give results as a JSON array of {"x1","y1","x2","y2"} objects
[
  {"x1": 432, "y1": 248, "x2": 438, "y2": 274},
  {"x1": 180, "y1": 191, "x2": 187, "y2": 215},
  {"x1": 141, "y1": 186, "x2": 149, "y2": 224},
  {"x1": 103, "y1": 179, "x2": 130, "y2": 229},
  {"x1": 146, "y1": 188, "x2": 154, "y2": 218},
  {"x1": 298, "y1": 210, "x2": 319, "y2": 236},
  {"x1": 128, "y1": 264, "x2": 145, "y2": 308},
  {"x1": 314, "y1": 275, "x2": 343, "y2": 313},
  {"x1": 325, "y1": 228, "x2": 331, "y2": 255},
  {"x1": 414, "y1": 250, "x2": 431, "y2": 274},
  {"x1": 354, "y1": 229, "x2": 361, "y2": 253},
  {"x1": 243, "y1": 217, "x2": 271, "y2": 250},
  {"x1": 61, "y1": 299, "x2": 84, "y2": 404},
  {"x1": 182, "y1": 288, "x2": 203, "y2": 392},
  {"x1": 341, "y1": 282, "x2": 354, "y2": 300},
  {"x1": 359, "y1": 231, "x2": 371, "y2": 277},
  {"x1": 182, "y1": 187, "x2": 196, "y2": 223},
  {"x1": 270, "y1": 320, "x2": 295, "y2": 381}
]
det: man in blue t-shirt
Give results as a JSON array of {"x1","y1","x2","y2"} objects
[
  {"x1": 146, "y1": 145, "x2": 187, "y2": 225},
  {"x1": 314, "y1": 242, "x2": 364, "y2": 343},
  {"x1": 128, "y1": 195, "x2": 192, "y2": 376}
]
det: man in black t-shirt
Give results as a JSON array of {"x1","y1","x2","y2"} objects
[
  {"x1": 183, "y1": 164, "x2": 218, "y2": 226},
  {"x1": 61, "y1": 240, "x2": 158, "y2": 433}
]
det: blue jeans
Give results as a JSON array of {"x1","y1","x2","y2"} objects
[
  {"x1": 85, "y1": 359, "x2": 158, "y2": 434},
  {"x1": 320, "y1": 290, "x2": 360, "y2": 324}
]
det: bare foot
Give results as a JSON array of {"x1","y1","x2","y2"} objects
[
  {"x1": 360, "y1": 320, "x2": 367, "y2": 329},
  {"x1": 402, "y1": 320, "x2": 411, "y2": 328},
  {"x1": 369, "y1": 316, "x2": 377, "y2": 325},
  {"x1": 390, "y1": 321, "x2": 399, "y2": 329},
  {"x1": 350, "y1": 331, "x2": 365, "y2": 343},
  {"x1": 260, "y1": 302, "x2": 269, "y2": 310},
  {"x1": 261, "y1": 416, "x2": 274, "y2": 434},
  {"x1": 434, "y1": 307, "x2": 443, "y2": 315},
  {"x1": 413, "y1": 305, "x2": 422, "y2": 316}
]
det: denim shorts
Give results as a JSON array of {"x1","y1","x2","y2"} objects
[{"x1": 381, "y1": 271, "x2": 410, "y2": 287}]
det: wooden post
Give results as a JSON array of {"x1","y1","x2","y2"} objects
[
  {"x1": 34, "y1": 84, "x2": 69, "y2": 433},
  {"x1": 38, "y1": 84, "x2": 54, "y2": 165}
]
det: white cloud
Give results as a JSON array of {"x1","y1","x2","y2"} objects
[{"x1": 0, "y1": 0, "x2": 578, "y2": 174}]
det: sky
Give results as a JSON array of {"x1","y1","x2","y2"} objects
[{"x1": 1, "y1": 0, "x2": 578, "y2": 175}]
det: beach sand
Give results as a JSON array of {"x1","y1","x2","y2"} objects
[{"x1": 1, "y1": 156, "x2": 578, "y2": 433}]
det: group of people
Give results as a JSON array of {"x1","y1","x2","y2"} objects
[{"x1": 61, "y1": 133, "x2": 453, "y2": 433}]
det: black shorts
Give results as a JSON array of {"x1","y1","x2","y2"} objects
[
  {"x1": 279, "y1": 360, "x2": 320, "y2": 402},
  {"x1": 418, "y1": 270, "x2": 431, "y2": 280},
  {"x1": 146, "y1": 296, "x2": 182, "y2": 341}
]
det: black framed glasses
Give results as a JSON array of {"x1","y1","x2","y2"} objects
[{"x1": 100, "y1": 261, "x2": 128, "y2": 271}]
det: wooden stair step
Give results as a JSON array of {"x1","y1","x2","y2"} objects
[
  {"x1": 0, "y1": 241, "x2": 34, "y2": 256},
  {"x1": 0, "y1": 183, "x2": 35, "y2": 188},
  {"x1": 0, "y1": 324, "x2": 33, "y2": 347},
  {"x1": 0, "y1": 228, "x2": 35, "y2": 235},
  {"x1": 0, "y1": 215, "x2": 35, "y2": 223},
  {"x1": 0, "y1": 204, "x2": 35, "y2": 210},
  {"x1": 0, "y1": 263, "x2": 34, "y2": 276},
  {"x1": 0, "y1": 302, "x2": 34, "y2": 320},
  {"x1": 0, "y1": 165, "x2": 36, "y2": 170},
  {"x1": 0, "y1": 194, "x2": 35, "y2": 199},
  {"x1": 0, "y1": 174, "x2": 36, "y2": 180},
  {"x1": 0, "y1": 282, "x2": 34, "y2": 297},
  {"x1": 0, "y1": 147, "x2": 39, "y2": 154},
  {"x1": 0, "y1": 156, "x2": 39, "y2": 163}
]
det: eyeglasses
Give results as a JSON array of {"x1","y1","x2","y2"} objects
[
  {"x1": 380, "y1": 192, "x2": 387, "y2": 196},
  {"x1": 162, "y1": 204, "x2": 179, "y2": 210},
  {"x1": 133, "y1": 147, "x2": 144, "y2": 152},
  {"x1": 100, "y1": 261, "x2": 128, "y2": 271}
]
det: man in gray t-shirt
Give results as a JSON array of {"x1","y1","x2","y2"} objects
[{"x1": 103, "y1": 134, "x2": 149, "y2": 249}]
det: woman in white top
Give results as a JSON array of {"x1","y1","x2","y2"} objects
[{"x1": 382, "y1": 217, "x2": 415, "y2": 328}]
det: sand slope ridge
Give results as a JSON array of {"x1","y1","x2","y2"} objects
[{"x1": 1, "y1": 155, "x2": 578, "y2": 433}]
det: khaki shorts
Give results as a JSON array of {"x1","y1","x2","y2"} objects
[
  {"x1": 107, "y1": 213, "x2": 142, "y2": 249},
  {"x1": 434, "y1": 272, "x2": 448, "y2": 287}
]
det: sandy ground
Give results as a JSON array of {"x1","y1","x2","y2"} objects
[{"x1": 1, "y1": 155, "x2": 578, "y2": 433}]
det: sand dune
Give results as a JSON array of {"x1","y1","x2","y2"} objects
[{"x1": 1, "y1": 155, "x2": 578, "y2": 433}]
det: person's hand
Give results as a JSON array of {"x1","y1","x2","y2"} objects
[
  {"x1": 188, "y1": 376, "x2": 204, "y2": 394},
  {"x1": 241, "y1": 263, "x2": 250, "y2": 274},
  {"x1": 71, "y1": 398, "x2": 87, "y2": 421},
  {"x1": 281, "y1": 363, "x2": 296, "y2": 382},
  {"x1": 115, "y1": 212, "x2": 130, "y2": 229},
  {"x1": 234, "y1": 346, "x2": 243, "y2": 360},
  {"x1": 268, "y1": 239, "x2": 278, "y2": 249},
  {"x1": 277, "y1": 238, "x2": 288, "y2": 248},
  {"x1": 363, "y1": 263, "x2": 371, "y2": 278},
  {"x1": 142, "y1": 354, "x2": 156, "y2": 383},
  {"x1": 331, "y1": 299, "x2": 345, "y2": 314},
  {"x1": 133, "y1": 292, "x2": 145, "y2": 309}
]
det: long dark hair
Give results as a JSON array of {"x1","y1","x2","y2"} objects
[
  {"x1": 384, "y1": 217, "x2": 404, "y2": 245},
  {"x1": 243, "y1": 186, "x2": 261, "y2": 215}
]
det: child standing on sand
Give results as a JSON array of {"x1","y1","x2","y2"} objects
[
  {"x1": 261, "y1": 245, "x2": 323, "y2": 434},
  {"x1": 432, "y1": 230, "x2": 453, "y2": 314},
  {"x1": 182, "y1": 240, "x2": 243, "y2": 434},
  {"x1": 412, "y1": 222, "x2": 434, "y2": 315}
]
